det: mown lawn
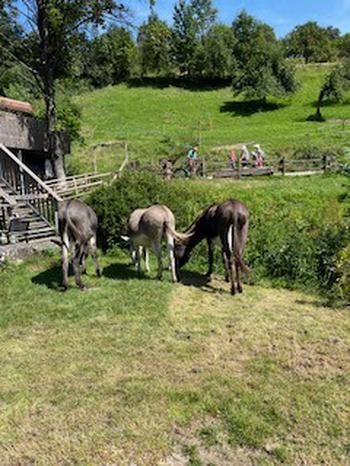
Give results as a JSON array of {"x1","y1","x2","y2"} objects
[
  {"x1": 0, "y1": 251, "x2": 349, "y2": 465},
  {"x1": 72, "y1": 65, "x2": 350, "y2": 172}
]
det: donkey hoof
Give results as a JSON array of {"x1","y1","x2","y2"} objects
[
  {"x1": 96, "y1": 270, "x2": 102, "y2": 278},
  {"x1": 60, "y1": 285, "x2": 68, "y2": 292},
  {"x1": 79, "y1": 284, "x2": 86, "y2": 291},
  {"x1": 231, "y1": 288, "x2": 236, "y2": 296},
  {"x1": 237, "y1": 286, "x2": 243, "y2": 294}
]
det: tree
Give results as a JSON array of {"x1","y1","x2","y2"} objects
[
  {"x1": 338, "y1": 33, "x2": 350, "y2": 59},
  {"x1": 0, "y1": 0, "x2": 130, "y2": 180},
  {"x1": 314, "y1": 61, "x2": 350, "y2": 121},
  {"x1": 231, "y1": 11, "x2": 297, "y2": 101},
  {"x1": 283, "y1": 22, "x2": 339, "y2": 63},
  {"x1": 86, "y1": 27, "x2": 135, "y2": 87},
  {"x1": 137, "y1": 13, "x2": 171, "y2": 77},
  {"x1": 202, "y1": 24, "x2": 235, "y2": 79},
  {"x1": 171, "y1": 0, "x2": 197, "y2": 76},
  {"x1": 171, "y1": 0, "x2": 217, "y2": 78}
]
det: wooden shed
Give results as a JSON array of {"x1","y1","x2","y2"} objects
[{"x1": 0, "y1": 97, "x2": 70, "y2": 179}]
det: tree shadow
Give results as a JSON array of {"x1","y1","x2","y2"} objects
[
  {"x1": 220, "y1": 100, "x2": 286, "y2": 117},
  {"x1": 31, "y1": 264, "x2": 62, "y2": 290},
  {"x1": 127, "y1": 76, "x2": 231, "y2": 92},
  {"x1": 179, "y1": 270, "x2": 226, "y2": 294},
  {"x1": 102, "y1": 262, "x2": 151, "y2": 280}
]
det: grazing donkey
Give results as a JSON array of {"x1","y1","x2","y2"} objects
[
  {"x1": 59, "y1": 199, "x2": 101, "y2": 290},
  {"x1": 175, "y1": 199, "x2": 249, "y2": 295},
  {"x1": 122, "y1": 204, "x2": 187, "y2": 282}
]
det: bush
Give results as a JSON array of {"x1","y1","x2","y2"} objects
[{"x1": 89, "y1": 172, "x2": 350, "y2": 299}]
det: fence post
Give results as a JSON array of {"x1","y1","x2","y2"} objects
[
  {"x1": 280, "y1": 157, "x2": 286, "y2": 176},
  {"x1": 202, "y1": 153, "x2": 206, "y2": 178},
  {"x1": 323, "y1": 154, "x2": 329, "y2": 173}
]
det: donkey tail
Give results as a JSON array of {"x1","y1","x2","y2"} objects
[
  {"x1": 164, "y1": 222, "x2": 192, "y2": 242},
  {"x1": 228, "y1": 223, "x2": 250, "y2": 274}
]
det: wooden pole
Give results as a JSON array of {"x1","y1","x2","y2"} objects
[{"x1": 280, "y1": 157, "x2": 286, "y2": 176}]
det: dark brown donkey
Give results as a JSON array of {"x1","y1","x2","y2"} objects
[
  {"x1": 174, "y1": 199, "x2": 249, "y2": 295},
  {"x1": 58, "y1": 199, "x2": 101, "y2": 290}
]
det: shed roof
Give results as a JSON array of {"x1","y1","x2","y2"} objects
[{"x1": 0, "y1": 97, "x2": 34, "y2": 115}]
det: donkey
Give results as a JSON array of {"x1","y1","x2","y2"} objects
[
  {"x1": 122, "y1": 204, "x2": 188, "y2": 283},
  {"x1": 59, "y1": 199, "x2": 101, "y2": 290},
  {"x1": 174, "y1": 199, "x2": 249, "y2": 295}
]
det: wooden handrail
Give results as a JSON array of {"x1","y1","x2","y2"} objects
[
  {"x1": 0, "y1": 144, "x2": 62, "y2": 203},
  {"x1": 0, "y1": 186, "x2": 16, "y2": 207}
]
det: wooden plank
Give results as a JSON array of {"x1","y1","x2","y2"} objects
[
  {"x1": 0, "y1": 187, "x2": 16, "y2": 207},
  {"x1": 0, "y1": 97, "x2": 33, "y2": 114}
]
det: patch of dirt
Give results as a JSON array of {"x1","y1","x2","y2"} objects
[{"x1": 160, "y1": 419, "x2": 264, "y2": 466}]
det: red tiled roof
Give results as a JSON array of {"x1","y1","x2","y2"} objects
[{"x1": 0, "y1": 97, "x2": 34, "y2": 115}]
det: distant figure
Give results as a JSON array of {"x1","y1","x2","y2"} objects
[
  {"x1": 187, "y1": 146, "x2": 198, "y2": 176},
  {"x1": 229, "y1": 148, "x2": 237, "y2": 169},
  {"x1": 252, "y1": 144, "x2": 265, "y2": 168},
  {"x1": 240, "y1": 145, "x2": 250, "y2": 168}
]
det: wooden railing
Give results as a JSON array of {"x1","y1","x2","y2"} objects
[
  {"x1": 0, "y1": 144, "x2": 62, "y2": 231},
  {"x1": 46, "y1": 172, "x2": 113, "y2": 198}
]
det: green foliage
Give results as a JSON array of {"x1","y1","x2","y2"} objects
[
  {"x1": 201, "y1": 24, "x2": 235, "y2": 79},
  {"x1": 314, "y1": 60, "x2": 350, "y2": 120},
  {"x1": 85, "y1": 27, "x2": 135, "y2": 87},
  {"x1": 36, "y1": 94, "x2": 82, "y2": 142},
  {"x1": 89, "y1": 172, "x2": 350, "y2": 300},
  {"x1": 171, "y1": 0, "x2": 217, "y2": 77},
  {"x1": 284, "y1": 22, "x2": 339, "y2": 64},
  {"x1": 137, "y1": 14, "x2": 172, "y2": 77},
  {"x1": 231, "y1": 11, "x2": 297, "y2": 101}
]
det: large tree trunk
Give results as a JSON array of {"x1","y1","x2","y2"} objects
[
  {"x1": 44, "y1": 85, "x2": 66, "y2": 181},
  {"x1": 38, "y1": 0, "x2": 66, "y2": 181}
]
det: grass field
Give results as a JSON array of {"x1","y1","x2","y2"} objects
[
  {"x1": 72, "y1": 65, "x2": 350, "y2": 173},
  {"x1": 1, "y1": 252, "x2": 349, "y2": 465}
]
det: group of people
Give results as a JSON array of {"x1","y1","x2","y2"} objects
[
  {"x1": 185, "y1": 144, "x2": 266, "y2": 176},
  {"x1": 229, "y1": 144, "x2": 266, "y2": 170}
]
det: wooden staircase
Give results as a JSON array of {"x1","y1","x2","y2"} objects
[
  {"x1": 0, "y1": 144, "x2": 61, "y2": 246},
  {"x1": 0, "y1": 180, "x2": 56, "y2": 243}
]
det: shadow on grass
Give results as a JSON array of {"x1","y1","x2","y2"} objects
[
  {"x1": 180, "y1": 270, "x2": 225, "y2": 294},
  {"x1": 103, "y1": 262, "x2": 151, "y2": 281},
  {"x1": 220, "y1": 100, "x2": 286, "y2": 117},
  {"x1": 31, "y1": 264, "x2": 62, "y2": 290},
  {"x1": 127, "y1": 76, "x2": 231, "y2": 92}
]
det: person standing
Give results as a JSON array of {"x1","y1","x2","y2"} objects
[
  {"x1": 187, "y1": 146, "x2": 198, "y2": 176},
  {"x1": 228, "y1": 148, "x2": 237, "y2": 169},
  {"x1": 240, "y1": 145, "x2": 250, "y2": 168}
]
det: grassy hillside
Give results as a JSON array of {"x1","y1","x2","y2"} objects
[
  {"x1": 72, "y1": 65, "x2": 350, "y2": 172},
  {"x1": 0, "y1": 252, "x2": 349, "y2": 465}
]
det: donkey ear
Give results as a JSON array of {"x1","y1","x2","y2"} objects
[{"x1": 121, "y1": 235, "x2": 130, "y2": 242}]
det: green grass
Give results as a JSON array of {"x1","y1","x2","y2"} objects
[
  {"x1": 0, "y1": 251, "x2": 349, "y2": 464},
  {"x1": 71, "y1": 65, "x2": 350, "y2": 172}
]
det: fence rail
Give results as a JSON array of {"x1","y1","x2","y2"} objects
[{"x1": 0, "y1": 144, "x2": 62, "y2": 231}]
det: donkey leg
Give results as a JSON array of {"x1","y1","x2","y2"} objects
[
  {"x1": 73, "y1": 243, "x2": 85, "y2": 290},
  {"x1": 235, "y1": 259, "x2": 243, "y2": 293},
  {"x1": 206, "y1": 239, "x2": 214, "y2": 280},
  {"x1": 61, "y1": 232, "x2": 70, "y2": 291},
  {"x1": 228, "y1": 253, "x2": 236, "y2": 296},
  {"x1": 221, "y1": 248, "x2": 229, "y2": 282},
  {"x1": 152, "y1": 241, "x2": 163, "y2": 280},
  {"x1": 136, "y1": 246, "x2": 143, "y2": 274},
  {"x1": 167, "y1": 237, "x2": 178, "y2": 283},
  {"x1": 143, "y1": 247, "x2": 150, "y2": 273},
  {"x1": 89, "y1": 236, "x2": 101, "y2": 277}
]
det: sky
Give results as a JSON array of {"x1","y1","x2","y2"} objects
[{"x1": 129, "y1": 0, "x2": 350, "y2": 37}]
